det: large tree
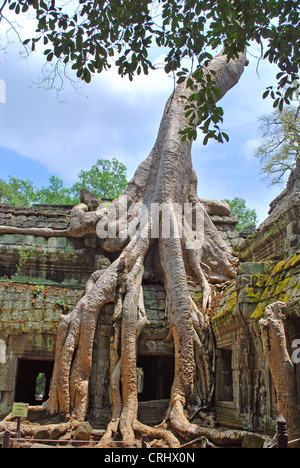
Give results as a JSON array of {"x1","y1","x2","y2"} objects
[
  {"x1": 1, "y1": 0, "x2": 299, "y2": 447},
  {"x1": 2, "y1": 51, "x2": 246, "y2": 447}
]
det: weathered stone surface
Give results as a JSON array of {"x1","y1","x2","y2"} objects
[
  {"x1": 240, "y1": 159, "x2": 300, "y2": 262},
  {"x1": 212, "y1": 250, "x2": 300, "y2": 433},
  {"x1": 0, "y1": 204, "x2": 71, "y2": 230},
  {"x1": 0, "y1": 232, "x2": 106, "y2": 288},
  {"x1": 0, "y1": 172, "x2": 299, "y2": 438},
  {"x1": 73, "y1": 422, "x2": 93, "y2": 440},
  {"x1": 242, "y1": 433, "x2": 265, "y2": 448}
]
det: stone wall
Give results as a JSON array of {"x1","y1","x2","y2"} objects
[
  {"x1": 211, "y1": 251, "x2": 300, "y2": 433},
  {"x1": 0, "y1": 282, "x2": 83, "y2": 414},
  {"x1": 0, "y1": 188, "x2": 299, "y2": 433},
  {"x1": 0, "y1": 277, "x2": 177, "y2": 424},
  {"x1": 200, "y1": 199, "x2": 242, "y2": 250},
  {"x1": 240, "y1": 159, "x2": 300, "y2": 262},
  {"x1": 0, "y1": 232, "x2": 111, "y2": 289}
]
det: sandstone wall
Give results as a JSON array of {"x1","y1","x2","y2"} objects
[
  {"x1": 0, "y1": 277, "x2": 177, "y2": 421},
  {"x1": 211, "y1": 251, "x2": 300, "y2": 433},
  {"x1": 0, "y1": 282, "x2": 83, "y2": 414},
  {"x1": 240, "y1": 159, "x2": 300, "y2": 262}
]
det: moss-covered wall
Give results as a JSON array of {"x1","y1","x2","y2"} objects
[
  {"x1": 251, "y1": 252, "x2": 300, "y2": 321},
  {"x1": 240, "y1": 160, "x2": 300, "y2": 263},
  {"x1": 0, "y1": 275, "x2": 177, "y2": 419},
  {"x1": 0, "y1": 282, "x2": 84, "y2": 337},
  {"x1": 0, "y1": 233, "x2": 110, "y2": 288},
  {"x1": 211, "y1": 250, "x2": 300, "y2": 433}
]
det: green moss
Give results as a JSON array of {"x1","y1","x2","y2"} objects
[
  {"x1": 212, "y1": 286, "x2": 237, "y2": 332},
  {"x1": 251, "y1": 301, "x2": 269, "y2": 321},
  {"x1": 243, "y1": 286, "x2": 264, "y2": 303},
  {"x1": 252, "y1": 274, "x2": 265, "y2": 288},
  {"x1": 250, "y1": 251, "x2": 300, "y2": 322}
]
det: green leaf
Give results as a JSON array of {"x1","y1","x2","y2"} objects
[
  {"x1": 83, "y1": 68, "x2": 91, "y2": 83},
  {"x1": 222, "y1": 132, "x2": 229, "y2": 143},
  {"x1": 262, "y1": 90, "x2": 270, "y2": 99},
  {"x1": 203, "y1": 134, "x2": 209, "y2": 145}
]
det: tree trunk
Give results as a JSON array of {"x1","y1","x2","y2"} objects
[
  {"x1": 259, "y1": 302, "x2": 300, "y2": 441},
  {"x1": 17, "y1": 51, "x2": 247, "y2": 445}
]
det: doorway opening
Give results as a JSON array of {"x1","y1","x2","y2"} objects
[
  {"x1": 15, "y1": 359, "x2": 54, "y2": 406},
  {"x1": 216, "y1": 349, "x2": 233, "y2": 402},
  {"x1": 136, "y1": 354, "x2": 174, "y2": 401}
]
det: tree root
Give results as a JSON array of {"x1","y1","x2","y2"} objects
[
  {"x1": 259, "y1": 302, "x2": 300, "y2": 440},
  {"x1": 0, "y1": 51, "x2": 248, "y2": 447},
  {"x1": 0, "y1": 418, "x2": 72, "y2": 440}
]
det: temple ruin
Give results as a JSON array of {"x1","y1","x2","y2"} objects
[{"x1": 0, "y1": 158, "x2": 299, "y2": 444}]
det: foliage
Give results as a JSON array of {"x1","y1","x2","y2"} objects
[
  {"x1": 0, "y1": 177, "x2": 37, "y2": 206},
  {"x1": 255, "y1": 106, "x2": 300, "y2": 186},
  {"x1": 72, "y1": 158, "x2": 128, "y2": 200},
  {"x1": 54, "y1": 299, "x2": 71, "y2": 314},
  {"x1": 0, "y1": 158, "x2": 127, "y2": 206},
  {"x1": 2, "y1": 0, "x2": 299, "y2": 144},
  {"x1": 224, "y1": 197, "x2": 258, "y2": 231},
  {"x1": 1, "y1": 244, "x2": 37, "y2": 281},
  {"x1": 35, "y1": 175, "x2": 75, "y2": 205},
  {"x1": 35, "y1": 373, "x2": 46, "y2": 398}
]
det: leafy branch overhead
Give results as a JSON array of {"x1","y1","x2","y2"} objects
[
  {"x1": 3, "y1": 0, "x2": 300, "y2": 144},
  {"x1": 255, "y1": 106, "x2": 300, "y2": 186}
]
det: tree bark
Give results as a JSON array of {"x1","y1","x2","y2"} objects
[
  {"x1": 6, "y1": 51, "x2": 247, "y2": 445},
  {"x1": 259, "y1": 302, "x2": 300, "y2": 441}
]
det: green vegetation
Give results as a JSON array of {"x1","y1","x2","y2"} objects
[
  {"x1": 224, "y1": 197, "x2": 258, "y2": 231},
  {"x1": 0, "y1": 158, "x2": 127, "y2": 207},
  {"x1": 255, "y1": 106, "x2": 300, "y2": 186},
  {"x1": 1, "y1": 0, "x2": 299, "y2": 144},
  {"x1": 1, "y1": 244, "x2": 37, "y2": 282}
]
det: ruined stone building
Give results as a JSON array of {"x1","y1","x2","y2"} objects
[{"x1": 0, "y1": 160, "x2": 299, "y2": 435}]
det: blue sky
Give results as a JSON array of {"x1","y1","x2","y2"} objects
[{"x1": 0, "y1": 17, "x2": 287, "y2": 225}]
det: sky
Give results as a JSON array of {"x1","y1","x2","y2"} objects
[{"x1": 0, "y1": 13, "x2": 290, "y2": 225}]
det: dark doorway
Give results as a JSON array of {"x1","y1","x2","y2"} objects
[
  {"x1": 137, "y1": 355, "x2": 174, "y2": 401},
  {"x1": 216, "y1": 349, "x2": 233, "y2": 402},
  {"x1": 15, "y1": 359, "x2": 54, "y2": 406}
]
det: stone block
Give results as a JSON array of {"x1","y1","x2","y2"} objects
[
  {"x1": 238, "y1": 262, "x2": 269, "y2": 276},
  {"x1": 47, "y1": 237, "x2": 68, "y2": 249},
  {"x1": 73, "y1": 422, "x2": 93, "y2": 441},
  {"x1": 242, "y1": 433, "x2": 265, "y2": 448}
]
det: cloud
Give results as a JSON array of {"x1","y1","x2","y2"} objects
[
  {"x1": 0, "y1": 28, "x2": 285, "y2": 226},
  {"x1": 241, "y1": 138, "x2": 261, "y2": 162},
  {"x1": 0, "y1": 42, "x2": 173, "y2": 183}
]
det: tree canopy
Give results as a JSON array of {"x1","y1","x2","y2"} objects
[
  {"x1": 224, "y1": 197, "x2": 258, "y2": 230},
  {"x1": 0, "y1": 158, "x2": 128, "y2": 206},
  {"x1": 1, "y1": 0, "x2": 299, "y2": 143},
  {"x1": 72, "y1": 157, "x2": 128, "y2": 199},
  {"x1": 255, "y1": 105, "x2": 300, "y2": 186}
]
